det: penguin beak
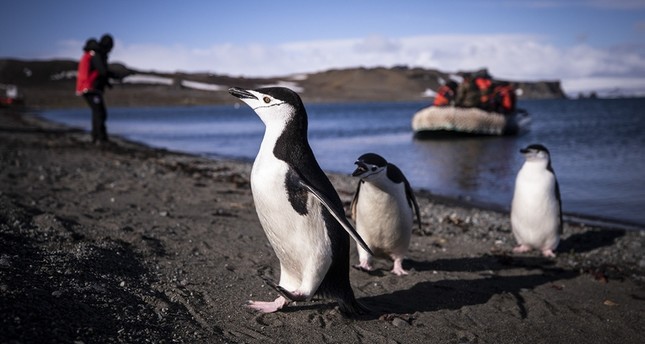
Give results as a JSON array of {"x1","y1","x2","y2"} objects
[
  {"x1": 520, "y1": 148, "x2": 530, "y2": 154},
  {"x1": 352, "y1": 161, "x2": 368, "y2": 177},
  {"x1": 228, "y1": 87, "x2": 258, "y2": 100}
]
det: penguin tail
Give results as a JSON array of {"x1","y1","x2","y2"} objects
[
  {"x1": 337, "y1": 296, "x2": 371, "y2": 317},
  {"x1": 317, "y1": 282, "x2": 371, "y2": 317}
]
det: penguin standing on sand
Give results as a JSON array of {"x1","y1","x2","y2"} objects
[
  {"x1": 511, "y1": 144, "x2": 562, "y2": 257},
  {"x1": 350, "y1": 153, "x2": 421, "y2": 275},
  {"x1": 228, "y1": 86, "x2": 372, "y2": 315}
]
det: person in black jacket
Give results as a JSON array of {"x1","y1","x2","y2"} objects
[{"x1": 78, "y1": 33, "x2": 114, "y2": 144}]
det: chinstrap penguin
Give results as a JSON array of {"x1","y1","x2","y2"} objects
[
  {"x1": 350, "y1": 153, "x2": 422, "y2": 275},
  {"x1": 228, "y1": 86, "x2": 373, "y2": 316},
  {"x1": 511, "y1": 144, "x2": 562, "y2": 257}
]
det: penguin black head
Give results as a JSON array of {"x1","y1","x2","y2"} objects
[
  {"x1": 352, "y1": 153, "x2": 388, "y2": 179},
  {"x1": 229, "y1": 86, "x2": 307, "y2": 132},
  {"x1": 520, "y1": 143, "x2": 551, "y2": 163}
]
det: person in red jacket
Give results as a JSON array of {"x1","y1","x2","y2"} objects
[
  {"x1": 76, "y1": 39, "x2": 100, "y2": 95},
  {"x1": 76, "y1": 34, "x2": 114, "y2": 144},
  {"x1": 473, "y1": 69, "x2": 493, "y2": 111},
  {"x1": 491, "y1": 82, "x2": 517, "y2": 114},
  {"x1": 433, "y1": 80, "x2": 458, "y2": 106}
]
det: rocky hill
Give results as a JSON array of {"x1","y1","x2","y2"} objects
[{"x1": 0, "y1": 59, "x2": 566, "y2": 109}]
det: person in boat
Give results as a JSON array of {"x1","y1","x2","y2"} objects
[
  {"x1": 490, "y1": 81, "x2": 517, "y2": 115},
  {"x1": 473, "y1": 69, "x2": 493, "y2": 111},
  {"x1": 433, "y1": 80, "x2": 458, "y2": 106},
  {"x1": 455, "y1": 72, "x2": 481, "y2": 108},
  {"x1": 76, "y1": 34, "x2": 116, "y2": 144}
]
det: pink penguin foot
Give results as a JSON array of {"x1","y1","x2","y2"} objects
[
  {"x1": 353, "y1": 261, "x2": 373, "y2": 273},
  {"x1": 541, "y1": 249, "x2": 556, "y2": 258},
  {"x1": 390, "y1": 258, "x2": 408, "y2": 276},
  {"x1": 513, "y1": 244, "x2": 532, "y2": 254},
  {"x1": 246, "y1": 296, "x2": 289, "y2": 313}
]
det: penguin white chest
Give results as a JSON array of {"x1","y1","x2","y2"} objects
[
  {"x1": 511, "y1": 164, "x2": 559, "y2": 248},
  {"x1": 355, "y1": 182, "x2": 412, "y2": 257},
  {"x1": 250, "y1": 153, "x2": 330, "y2": 277}
]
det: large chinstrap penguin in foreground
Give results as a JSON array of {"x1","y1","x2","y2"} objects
[
  {"x1": 228, "y1": 86, "x2": 372, "y2": 316},
  {"x1": 351, "y1": 153, "x2": 422, "y2": 275},
  {"x1": 511, "y1": 143, "x2": 562, "y2": 257}
]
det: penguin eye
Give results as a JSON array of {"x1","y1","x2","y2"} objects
[
  {"x1": 371, "y1": 166, "x2": 377, "y2": 171},
  {"x1": 263, "y1": 96, "x2": 271, "y2": 104}
]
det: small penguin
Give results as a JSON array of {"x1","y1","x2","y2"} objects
[
  {"x1": 511, "y1": 144, "x2": 562, "y2": 257},
  {"x1": 228, "y1": 86, "x2": 372, "y2": 316},
  {"x1": 350, "y1": 153, "x2": 421, "y2": 275}
]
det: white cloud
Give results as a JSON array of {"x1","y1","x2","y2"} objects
[{"x1": 55, "y1": 34, "x2": 645, "y2": 96}]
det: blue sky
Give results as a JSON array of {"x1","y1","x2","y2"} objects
[{"x1": 2, "y1": 0, "x2": 644, "y2": 95}]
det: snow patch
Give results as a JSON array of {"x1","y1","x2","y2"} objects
[
  {"x1": 119, "y1": 74, "x2": 225, "y2": 92},
  {"x1": 180, "y1": 80, "x2": 225, "y2": 92},
  {"x1": 288, "y1": 74, "x2": 308, "y2": 81},
  {"x1": 122, "y1": 74, "x2": 174, "y2": 85},
  {"x1": 51, "y1": 70, "x2": 77, "y2": 80},
  {"x1": 423, "y1": 88, "x2": 437, "y2": 97},
  {"x1": 258, "y1": 80, "x2": 304, "y2": 92},
  {"x1": 449, "y1": 73, "x2": 463, "y2": 83}
]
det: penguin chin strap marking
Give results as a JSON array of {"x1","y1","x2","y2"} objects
[
  {"x1": 358, "y1": 170, "x2": 383, "y2": 181},
  {"x1": 353, "y1": 165, "x2": 381, "y2": 179},
  {"x1": 365, "y1": 170, "x2": 382, "y2": 178},
  {"x1": 252, "y1": 102, "x2": 284, "y2": 111}
]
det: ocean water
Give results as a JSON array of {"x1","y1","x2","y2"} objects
[{"x1": 41, "y1": 98, "x2": 645, "y2": 228}]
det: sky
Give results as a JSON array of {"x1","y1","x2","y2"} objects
[{"x1": 2, "y1": 0, "x2": 645, "y2": 96}]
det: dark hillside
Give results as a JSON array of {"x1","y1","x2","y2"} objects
[{"x1": 0, "y1": 59, "x2": 566, "y2": 108}]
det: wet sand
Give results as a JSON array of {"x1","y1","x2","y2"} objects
[{"x1": 1, "y1": 109, "x2": 644, "y2": 343}]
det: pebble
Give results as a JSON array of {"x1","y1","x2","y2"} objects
[
  {"x1": 0, "y1": 256, "x2": 10, "y2": 267},
  {"x1": 392, "y1": 317, "x2": 410, "y2": 327},
  {"x1": 603, "y1": 299, "x2": 618, "y2": 306}
]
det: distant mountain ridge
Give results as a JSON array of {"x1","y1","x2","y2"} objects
[{"x1": 0, "y1": 58, "x2": 566, "y2": 109}]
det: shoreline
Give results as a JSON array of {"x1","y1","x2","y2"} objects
[
  {"x1": 2, "y1": 108, "x2": 644, "y2": 343},
  {"x1": 29, "y1": 107, "x2": 645, "y2": 232}
]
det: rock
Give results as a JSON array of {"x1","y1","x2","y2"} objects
[{"x1": 392, "y1": 317, "x2": 410, "y2": 328}]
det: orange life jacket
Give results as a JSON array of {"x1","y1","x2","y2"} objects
[
  {"x1": 493, "y1": 84, "x2": 516, "y2": 113},
  {"x1": 433, "y1": 85, "x2": 455, "y2": 106},
  {"x1": 475, "y1": 77, "x2": 493, "y2": 107},
  {"x1": 75, "y1": 51, "x2": 99, "y2": 95}
]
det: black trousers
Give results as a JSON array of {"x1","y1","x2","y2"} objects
[{"x1": 82, "y1": 92, "x2": 108, "y2": 142}]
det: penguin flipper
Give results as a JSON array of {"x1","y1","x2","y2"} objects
[
  {"x1": 390, "y1": 163, "x2": 423, "y2": 231},
  {"x1": 297, "y1": 179, "x2": 374, "y2": 256},
  {"x1": 405, "y1": 181, "x2": 423, "y2": 231},
  {"x1": 555, "y1": 179, "x2": 563, "y2": 235}
]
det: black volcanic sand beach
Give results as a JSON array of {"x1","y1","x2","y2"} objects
[{"x1": 1, "y1": 109, "x2": 644, "y2": 343}]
